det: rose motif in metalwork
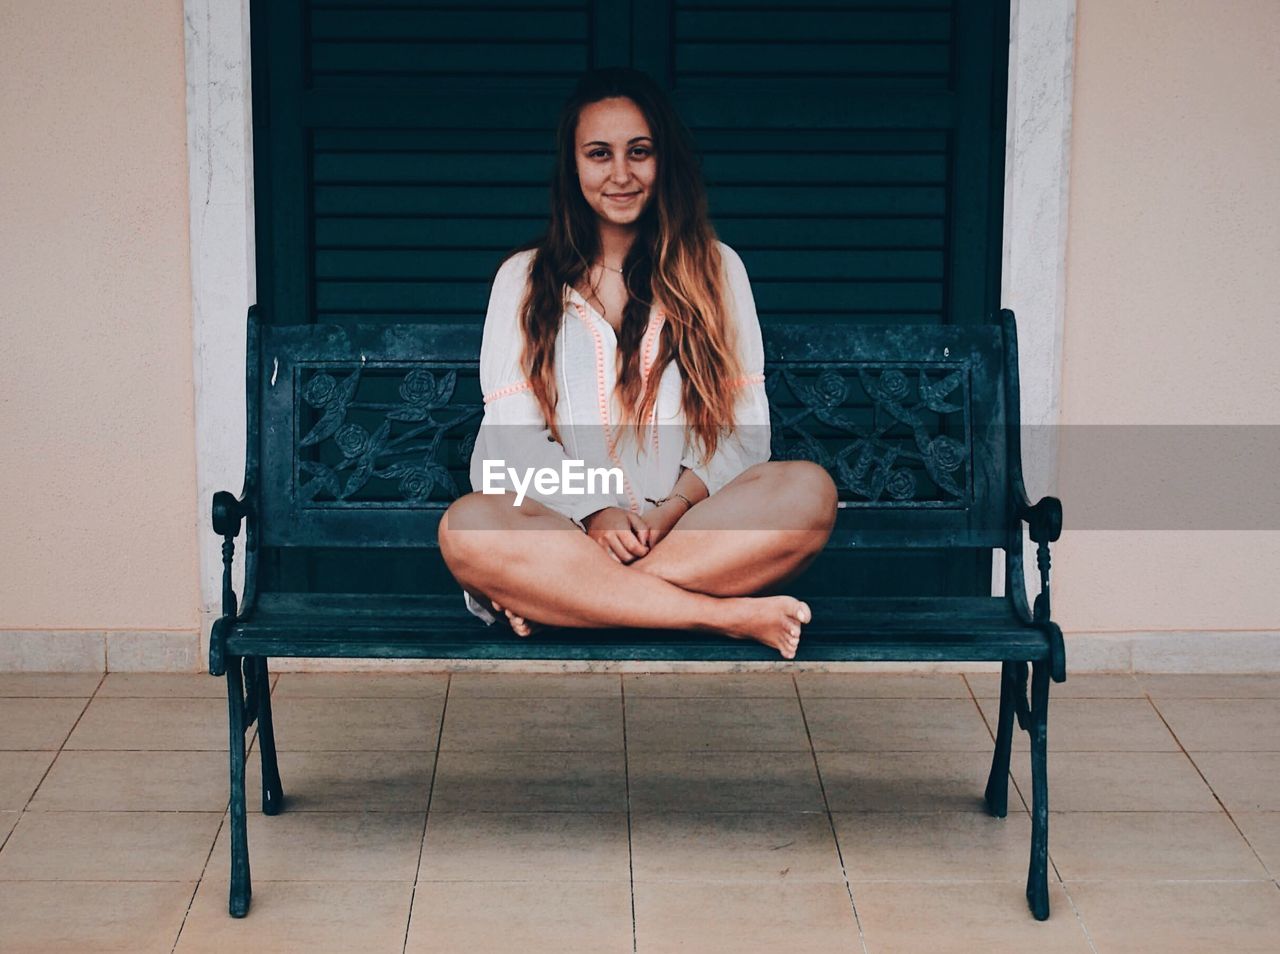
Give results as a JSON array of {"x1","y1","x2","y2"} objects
[
  {"x1": 399, "y1": 470, "x2": 433, "y2": 502},
  {"x1": 303, "y1": 372, "x2": 338, "y2": 407},
  {"x1": 334, "y1": 423, "x2": 370, "y2": 458},
  {"x1": 885, "y1": 468, "x2": 917, "y2": 500},
  {"x1": 780, "y1": 433, "x2": 830, "y2": 467},
  {"x1": 813, "y1": 370, "x2": 847, "y2": 407},
  {"x1": 458, "y1": 431, "x2": 476, "y2": 463},
  {"x1": 399, "y1": 369, "x2": 438, "y2": 405},
  {"x1": 926, "y1": 435, "x2": 964, "y2": 471},
  {"x1": 879, "y1": 370, "x2": 910, "y2": 402}
]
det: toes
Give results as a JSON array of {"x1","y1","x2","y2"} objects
[
  {"x1": 501, "y1": 608, "x2": 537, "y2": 638},
  {"x1": 794, "y1": 601, "x2": 812, "y2": 624},
  {"x1": 778, "y1": 630, "x2": 798, "y2": 660},
  {"x1": 776, "y1": 626, "x2": 800, "y2": 659}
]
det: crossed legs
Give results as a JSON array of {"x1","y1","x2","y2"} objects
[
  {"x1": 438, "y1": 461, "x2": 837, "y2": 658},
  {"x1": 628, "y1": 460, "x2": 837, "y2": 595}
]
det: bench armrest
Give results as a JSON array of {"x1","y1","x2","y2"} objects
[
  {"x1": 1004, "y1": 504, "x2": 1066, "y2": 684},
  {"x1": 1009, "y1": 485, "x2": 1066, "y2": 683},
  {"x1": 1015, "y1": 491, "x2": 1063, "y2": 545},
  {"x1": 1010, "y1": 484, "x2": 1062, "y2": 619},
  {"x1": 212, "y1": 489, "x2": 252, "y2": 540},
  {"x1": 210, "y1": 489, "x2": 256, "y2": 676}
]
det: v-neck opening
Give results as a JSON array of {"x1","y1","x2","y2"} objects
[
  {"x1": 565, "y1": 285, "x2": 619, "y2": 337},
  {"x1": 566, "y1": 285, "x2": 666, "y2": 341}
]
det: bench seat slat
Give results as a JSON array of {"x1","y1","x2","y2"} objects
[
  {"x1": 224, "y1": 631, "x2": 1051, "y2": 663},
  {"x1": 224, "y1": 592, "x2": 1051, "y2": 662}
]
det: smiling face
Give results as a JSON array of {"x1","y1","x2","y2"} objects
[{"x1": 574, "y1": 96, "x2": 657, "y2": 230}]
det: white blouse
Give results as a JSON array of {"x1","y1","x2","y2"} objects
[{"x1": 462, "y1": 240, "x2": 771, "y2": 623}]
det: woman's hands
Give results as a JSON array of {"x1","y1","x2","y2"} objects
[
  {"x1": 583, "y1": 507, "x2": 651, "y2": 563},
  {"x1": 636, "y1": 500, "x2": 686, "y2": 552},
  {"x1": 582, "y1": 500, "x2": 689, "y2": 564}
]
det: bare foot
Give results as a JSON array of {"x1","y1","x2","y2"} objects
[
  {"x1": 720, "y1": 596, "x2": 812, "y2": 659},
  {"x1": 490, "y1": 599, "x2": 544, "y2": 638}
]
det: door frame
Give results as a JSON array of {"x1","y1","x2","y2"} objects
[{"x1": 183, "y1": 0, "x2": 1077, "y2": 657}]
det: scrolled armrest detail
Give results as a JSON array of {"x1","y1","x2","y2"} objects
[
  {"x1": 1016, "y1": 496, "x2": 1062, "y2": 544},
  {"x1": 212, "y1": 490, "x2": 252, "y2": 538},
  {"x1": 210, "y1": 490, "x2": 255, "y2": 676},
  {"x1": 1014, "y1": 496, "x2": 1063, "y2": 675}
]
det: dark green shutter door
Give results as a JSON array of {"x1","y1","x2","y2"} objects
[
  {"x1": 650, "y1": 0, "x2": 1008, "y2": 330},
  {"x1": 252, "y1": 0, "x2": 1010, "y2": 597}
]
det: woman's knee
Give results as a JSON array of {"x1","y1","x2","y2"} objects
[
  {"x1": 766, "y1": 460, "x2": 839, "y2": 530},
  {"x1": 439, "y1": 492, "x2": 506, "y2": 566}
]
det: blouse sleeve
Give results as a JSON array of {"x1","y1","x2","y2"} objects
[
  {"x1": 680, "y1": 243, "x2": 772, "y2": 496},
  {"x1": 468, "y1": 251, "x2": 628, "y2": 525}
]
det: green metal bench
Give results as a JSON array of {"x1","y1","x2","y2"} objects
[{"x1": 209, "y1": 305, "x2": 1065, "y2": 919}]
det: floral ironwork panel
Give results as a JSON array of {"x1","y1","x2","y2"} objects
[
  {"x1": 295, "y1": 363, "x2": 482, "y2": 506},
  {"x1": 767, "y1": 364, "x2": 970, "y2": 507},
  {"x1": 294, "y1": 360, "x2": 970, "y2": 508}
]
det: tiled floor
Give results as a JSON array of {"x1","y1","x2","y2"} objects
[{"x1": 1, "y1": 669, "x2": 1279, "y2": 953}]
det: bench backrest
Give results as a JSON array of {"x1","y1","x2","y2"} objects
[{"x1": 247, "y1": 311, "x2": 1019, "y2": 551}]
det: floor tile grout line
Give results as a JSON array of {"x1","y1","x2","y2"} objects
[
  {"x1": 1053, "y1": 876, "x2": 1280, "y2": 884},
  {"x1": 402, "y1": 671, "x2": 453, "y2": 954},
  {"x1": 5, "y1": 807, "x2": 1040, "y2": 815},
  {"x1": 12, "y1": 874, "x2": 1280, "y2": 885},
  {"x1": 620, "y1": 673, "x2": 638, "y2": 954},
  {"x1": 792, "y1": 673, "x2": 869, "y2": 954},
  {"x1": 3, "y1": 674, "x2": 109, "y2": 847},
  {"x1": 169, "y1": 829, "x2": 217, "y2": 953},
  {"x1": 1142, "y1": 688, "x2": 1278, "y2": 881},
  {"x1": 1055, "y1": 880, "x2": 1102, "y2": 954},
  {"x1": 0, "y1": 875, "x2": 1061, "y2": 884}
]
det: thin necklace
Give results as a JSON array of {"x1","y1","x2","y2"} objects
[{"x1": 584, "y1": 260, "x2": 624, "y2": 320}]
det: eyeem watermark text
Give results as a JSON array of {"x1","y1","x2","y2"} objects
[{"x1": 480, "y1": 459, "x2": 624, "y2": 506}]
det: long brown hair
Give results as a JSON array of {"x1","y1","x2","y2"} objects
[{"x1": 499, "y1": 67, "x2": 747, "y2": 463}]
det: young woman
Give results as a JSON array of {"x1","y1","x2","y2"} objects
[{"x1": 438, "y1": 68, "x2": 838, "y2": 659}]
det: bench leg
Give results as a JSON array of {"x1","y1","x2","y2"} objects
[
  {"x1": 1025, "y1": 659, "x2": 1051, "y2": 920},
  {"x1": 984, "y1": 661, "x2": 1018, "y2": 817},
  {"x1": 226, "y1": 656, "x2": 252, "y2": 917},
  {"x1": 253, "y1": 656, "x2": 285, "y2": 816}
]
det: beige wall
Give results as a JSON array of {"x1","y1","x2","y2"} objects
[
  {"x1": 0, "y1": 0, "x2": 1275, "y2": 662},
  {"x1": 1056, "y1": 0, "x2": 1280, "y2": 630},
  {"x1": 0, "y1": 1, "x2": 199, "y2": 631}
]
